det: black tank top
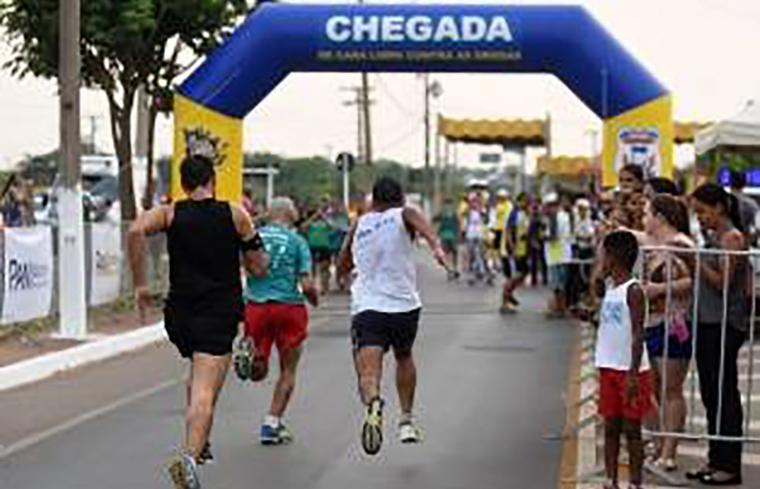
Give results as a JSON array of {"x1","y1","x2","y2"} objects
[{"x1": 167, "y1": 199, "x2": 242, "y2": 315}]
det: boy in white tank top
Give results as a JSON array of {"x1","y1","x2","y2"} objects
[
  {"x1": 338, "y1": 177, "x2": 446, "y2": 456},
  {"x1": 595, "y1": 231, "x2": 652, "y2": 489}
]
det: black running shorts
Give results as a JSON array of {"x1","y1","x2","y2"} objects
[
  {"x1": 351, "y1": 308, "x2": 421, "y2": 353},
  {"x1": 164, "y1": 304, "x2": 239, "y2": 359},
  {"x1": 515, "y1": 256, "x2": 530, "y2": 275}
]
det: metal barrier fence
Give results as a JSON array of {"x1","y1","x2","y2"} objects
[
  {"x1": 641, "y1": 245, "x2": 759, "y2": 445},
  {"x1": 567, "y1": 244, "x2": 760, "y2": 485}
]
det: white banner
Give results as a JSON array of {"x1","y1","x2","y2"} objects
[
  {"x1": 89, "y1": 222, "x2": 121, "y2": 306},
  {"x1": 2, "y1": 226, "x2": 53, "y2": 325}
]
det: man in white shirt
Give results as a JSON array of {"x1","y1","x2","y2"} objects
[
  {"x1": 338, "y1": 177, "x2": 446, "y2": 456},
  {"x1": 545, "y1": 194, "x2": 574, "y2": 316}
]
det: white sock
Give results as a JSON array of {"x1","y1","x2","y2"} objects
[
  {"x1": 400, "y1": 412, "x2": 414, "y2": 424},
  {"x1": 264, "y1": 414, "x2": 280, "y2": 428}
]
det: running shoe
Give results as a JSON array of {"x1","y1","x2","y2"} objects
[
  {"x1": 260, "y1": 423, "x2": 294, "y2": 445},
  {"x1": 167, "y1": 451, "x2": 201, "y2": 489},
  {"x1": 232, "y1": 335, "x2": 253, "y2": 381},
  {"x1": 197, "y1": 442, "x2": 214, "y2": 466},
  {"x1": 361, "y1": 397, "x2": 385, "y2": 456},
  {"x1": 399, "y1": 419, "x2": 423, "y2": 444}
]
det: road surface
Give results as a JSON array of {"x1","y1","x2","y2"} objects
[{"x1": 0, "y1": 260, "x2": 575, "y2": 489}]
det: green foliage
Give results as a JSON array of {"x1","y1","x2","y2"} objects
[
  {"x1": 1, "y1": 0, "x2": 251, "y2": 219},
  {"x1": 1, "y1": 0, "x2": 248, "y2": 88},
  {"x1": 696, "y1": 149, "x2": 760, "y2": 178},
  {"x1": 17, "y1": 149, "x2": 59, "y2": 187},
  {"x1": 243, "y1": 152, "x2": 434, "y2": 207}
]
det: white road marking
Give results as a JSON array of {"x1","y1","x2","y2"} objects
[{"x1": 0, "y1": 378, "x2": 179, "y2": 460}]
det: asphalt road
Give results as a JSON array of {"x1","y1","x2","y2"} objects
[{"x1": 0, "y1": 261, "x2": 575, "y2": 489}]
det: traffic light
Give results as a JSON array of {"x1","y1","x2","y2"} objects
[{"x1": 336, "y1": 152, "x2": 355, "y2": 172}]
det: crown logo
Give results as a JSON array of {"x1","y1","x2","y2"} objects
[{"x1": 183, "y1": 127, "x2": 228, "y2": 167}]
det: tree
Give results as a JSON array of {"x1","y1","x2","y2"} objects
[
  {"x1": 241, "y1": 152, "x2": 429, "y2": 207},
  {"x1": 16, "y1": 149, "x2": 59, "y2": 187},
  {"x1": 1, "y1": 0, "x2": 249, "y2": 220}
]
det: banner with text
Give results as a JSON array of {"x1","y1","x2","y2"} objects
[
  {"x1": 2, "y1": 226, "x2": 53, "y2": 325},
  {"x1": 89, "y1": 222, "x2": 121, "y2": 306}
]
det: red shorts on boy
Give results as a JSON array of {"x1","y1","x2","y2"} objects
[
  {"x1": 598, "y1": 368, "x2": 653, "y2": 421},
  {"x1": 244, "y1": 303, "x2": 309, "y2": 362}
]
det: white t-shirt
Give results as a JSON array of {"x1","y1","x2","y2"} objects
[
  {"x1": 595, "y1": 278, "x2": 650, "y2": 372},
  {"x1": 556, "y1": 210, "x2": 573, "y2": 242},
  {"x1": 465, "y1": 210, "x2": 485, "y2": 240},
  {"x1": 351, "y1": 207, "x2": 422, "y2": 315}
]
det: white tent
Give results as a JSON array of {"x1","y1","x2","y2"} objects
[{"x1": 695, "y1": 100, "x2": 760, "y2": 155}]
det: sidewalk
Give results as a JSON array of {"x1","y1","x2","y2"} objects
[{"x1": 0, "y1": 302, "x2": 163, "y2": 391}]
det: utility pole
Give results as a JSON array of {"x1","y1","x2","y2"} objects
[
  {"x1": 586, "y1": 127, "x2": 600, "y2": 193},
  {"x1": 444, "y1": 138, "x2": 451, "y2": 194},
  {"x1": 422, "y1": 75, "x2": 442, "y2": 213},
  {"x1": 424, "y1": 74, "x2": 431, "y2": 206},
  {"x1": 361, "y1": 73, "x2": 373, "y2": 165},
  {"x1": 358, "y1": 0, "x2": 373, "y2": 165},
  {"x1": 433, "y1": 113, "x2": 441, "y2": 211},
  {"x1": 85, "y1": 115, "x2": 102, "y2": 153},
  {"x1": 342, "y1": 86, "x2": 374, "y2": 164},
  {"x1": 58, "y1": 0, "x2": 87, "y2": 339}
]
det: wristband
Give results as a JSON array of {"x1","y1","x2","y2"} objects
[{"x1": 241, "y1": 233, "x2": 264, "y2": 252}]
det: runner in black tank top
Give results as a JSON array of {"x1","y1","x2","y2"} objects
[
  {"x1": 165, "y1": 198, "x2": 244, "y2": 358},
  {"x1": 128, "y1": 155, "x2": 267, "y2": 489}
]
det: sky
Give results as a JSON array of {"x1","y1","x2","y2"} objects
[{"x1": 1, "y1": 0, "x2": 760, "y2": 171}]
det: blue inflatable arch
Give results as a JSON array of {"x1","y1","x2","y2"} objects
[{"x1": 173, "y1": 4, "x2": 673, "y2": 200}]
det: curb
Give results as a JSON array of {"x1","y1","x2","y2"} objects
[{"x1": 0, "y1": 323, "x2": 167, "y2": 392}]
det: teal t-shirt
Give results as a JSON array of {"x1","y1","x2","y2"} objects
[{"x1": 245, "y1": 224, "x2": 312, "y2": 304}]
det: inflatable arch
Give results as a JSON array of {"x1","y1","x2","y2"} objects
[{"x1": 173, "y1": 4, "x2": 673, "y2": 201}]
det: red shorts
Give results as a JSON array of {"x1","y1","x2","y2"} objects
[
  {"x1": 244, "y1": 303, "x2": 309, "y2": 362},
  {"x1": 598, "y1": 368, "x2": 653, "y2": 421}
]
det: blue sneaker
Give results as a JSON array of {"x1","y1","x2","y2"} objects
[{"x1": 260, "y1": 423, "x2": 294, "y2": 445}]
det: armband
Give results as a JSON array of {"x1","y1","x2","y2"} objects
[{"x1": 242, "y1": 233, "x2": 264, "y2": 252}]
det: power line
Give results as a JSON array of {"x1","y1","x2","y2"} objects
[
  {"x1": 341, "y1": 86, "x2": 375, "y2": 164},
  {"x1": 374, "y1": 74, "x2": 421, "y2": 119},
  {"x1": 375, "y1": 122, "x2": 423, "y2": 153}
]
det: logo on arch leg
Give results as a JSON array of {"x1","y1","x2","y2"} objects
[
  {"x1": 615, "y1": 127, "x2": 661, "y2": 179},
  {"x1": 183, "y1": 127, "x2": 229, "y2": 168}
]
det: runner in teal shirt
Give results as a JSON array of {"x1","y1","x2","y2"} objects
[
  {"x1": 246, "y1": 222, "x2": 313, "y2": 304},
  {"x1": 236, "y1": 197, "x2": 318, "y2": 446}
]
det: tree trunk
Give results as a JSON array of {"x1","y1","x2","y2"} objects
[
  {"x1": 141, "y1": 102, "x2": 158, "y2": 210},
  {"x1": 106, "y1": 87, "x2": 137, "y2": 222}
]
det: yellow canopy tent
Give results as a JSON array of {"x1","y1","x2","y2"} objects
[
  {"x1": 674, "y1": 121, "x2": 711, "y2": 145},
  {"x1": 537, "y1": 155, "x2": 595, "y2": 176},
  {"x1": 438, "y1": 115, "x2": 548, "y2": 147}
]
